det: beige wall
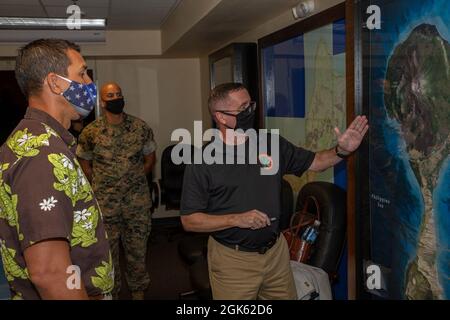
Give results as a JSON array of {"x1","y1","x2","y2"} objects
[
  {"x1": 199, "y1": 54, "x2": 212, "y2": 128},
  {"x1": 82, "y1": 30, "x2": 161, "y2": 57},
  {"x1": 86, "y1": 58, "x2": 202, "y2": 181}
]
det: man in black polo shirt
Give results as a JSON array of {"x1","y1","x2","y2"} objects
[{"x1": 180, "y1": 83, "x2": 368, "y2": 300}]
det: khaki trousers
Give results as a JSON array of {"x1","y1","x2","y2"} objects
[{"x1": 207, "y1": 236, "x2": 297, "y2": 300}]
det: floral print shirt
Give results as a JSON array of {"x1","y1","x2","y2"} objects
[{"x1": 0, "y1": 108, "x2": 113, "y2": 299}]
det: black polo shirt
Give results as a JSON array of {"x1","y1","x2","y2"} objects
[{"x1": 180, "y1": 133, "x2": 315, "y2": 250}]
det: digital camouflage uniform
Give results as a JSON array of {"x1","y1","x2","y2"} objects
[
  {"x1": 76, "y1": 113, "x2": 156, "y2": 297},
  {"x1": 0, "y1": 108, "x2": 114, "y2": 299}
]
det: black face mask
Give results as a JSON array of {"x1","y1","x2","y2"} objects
[
  {"x1": 105, "y1": 98, "x2": 125, "y2": 114},
  {"x1": 222, "y1": 107, "x2": 256, "y2": 131},
  {"x1": 234, "y1": 107, "x2": 255, "y2": 131}
]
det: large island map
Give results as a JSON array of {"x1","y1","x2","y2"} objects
[
  {"x1": 262, "y1": 19, "x2": 347, "y2": 195},
  {"x1": 367, "y1": 0, "x2": 449, "y2": 299}
]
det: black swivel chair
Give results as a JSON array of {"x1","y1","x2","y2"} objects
[
  {"x1": 280, "y1": 178, "x2": 295, "y2": 230},
  {"x1": 295, "y1": 182, "x2": 347, "y2": 283},
  {"x1": 159, "y1": 144, "x2": 188, "y2": 211},
  {"x1": 178, "y1": 234, "x2": 211, "y2": 300},
  {"x1": 153, "y1": 144, "x2": 195, "y2": 241},
  {"x1": 146, "y1": 171, "x2": 159, "y2": 214}
]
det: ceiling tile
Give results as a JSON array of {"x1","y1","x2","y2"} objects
[
  {"x1": 108, "y1": 17, "x2": 160, "y2": 30},
  {"x1": 108, "y1": 0, "x2": 181, "y2": 29},
  {"x1": 111, "y1": 0, "x2": 178, "y2": 9},
  {"x1": 41, "y1": 0, "x2": 109, "y2": 7},
  {"x1": 111, "y1": 6, "x2": 169, "y2": 18},
  {"x1": 110, "y1": 0, "x2": 180, "y2": 16},
  {"x1": 1, "y1": 0, "x2": 182, "y2": 29},
  {"x1": 0, "y1": 5, "x2": 46, "y2": 17},
  {"x1": 0, "y1": 0, "x2": 38, "y2": 5}
]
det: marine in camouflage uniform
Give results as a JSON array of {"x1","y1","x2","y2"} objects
[{"x1": 76, "y1": 83, "x2": 156, "y2": 299}]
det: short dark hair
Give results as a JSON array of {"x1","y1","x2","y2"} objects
[
  {"x1": 208, "y1": 83, "x2": 247, "y2": 115},
  {"x1": 15, "y1": 39, "x2": 81, "y2": 97}
]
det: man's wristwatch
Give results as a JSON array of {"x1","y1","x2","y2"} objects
[{"x1": 335, "y1": 145, "x2": 351, "y2": 159}]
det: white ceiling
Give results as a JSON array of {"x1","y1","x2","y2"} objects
[{"x1": 0, "y1": 0, "x2": 182, "y2": 29}]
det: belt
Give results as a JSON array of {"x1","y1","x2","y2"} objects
[{"x1": 214, "y1": 234, "x2": 280, "y2": 255}]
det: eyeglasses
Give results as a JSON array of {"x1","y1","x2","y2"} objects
[{"x1": 216, "y1": 101, "x2": 256, "y2": 116}]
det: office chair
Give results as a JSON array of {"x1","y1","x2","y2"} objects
[
  {"x1": 280, "y1": 178, "x2": 295, "y2": 230},
  {"x1": 295, "y1": 182, "x2": 347, "y2": 282},
  {"x1": 159, "y1": 144, "x2": 193, "y2": 210}
]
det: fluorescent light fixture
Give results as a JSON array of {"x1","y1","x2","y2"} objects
[{"x1": 0, "y1": 17, "x2": 106, "y2": 30}]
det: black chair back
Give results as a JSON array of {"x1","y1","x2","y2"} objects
[{"x1": 160, "y1": 144, "x2": 193, "y2": 210}]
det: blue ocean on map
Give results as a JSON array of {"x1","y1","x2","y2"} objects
[
  {"x1": 434, "y1": 159, "x2": 450, "y2": 298},
  {"x1": 368, "y1": 0, "x2": 449, "y2": 299}
]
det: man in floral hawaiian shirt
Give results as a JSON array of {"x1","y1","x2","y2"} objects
[{"x1": 0, "y1": 39, "x2": 113, "y2": 299}]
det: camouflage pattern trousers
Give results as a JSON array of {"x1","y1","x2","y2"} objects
[{"x1": 94, "y1": 175, "x2": 151, "y2": 297}]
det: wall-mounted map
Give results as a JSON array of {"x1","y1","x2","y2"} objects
[
  {"x1": 259, "y1": 6, "x2": 347, "y2": 299},
  {"x1": 362, "y1": 0, "x2": 449, "y2": 299},
  {"x1": 261, "y1": 18, "x2": 347, "y2": 195}
]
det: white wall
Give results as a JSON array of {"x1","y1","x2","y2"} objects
[
  {"x1": 230, "y1": 0, "x2": 344, "y2": 45},
  {"x1": 85, "y1": 57, "x2": 203, "y2": 219},
  {"x1": 0, "y1": 30, "x2": 161, "y2": 57},
  {"x1": 87, "y1": 58, "x2": 203, "y2": 181}
]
